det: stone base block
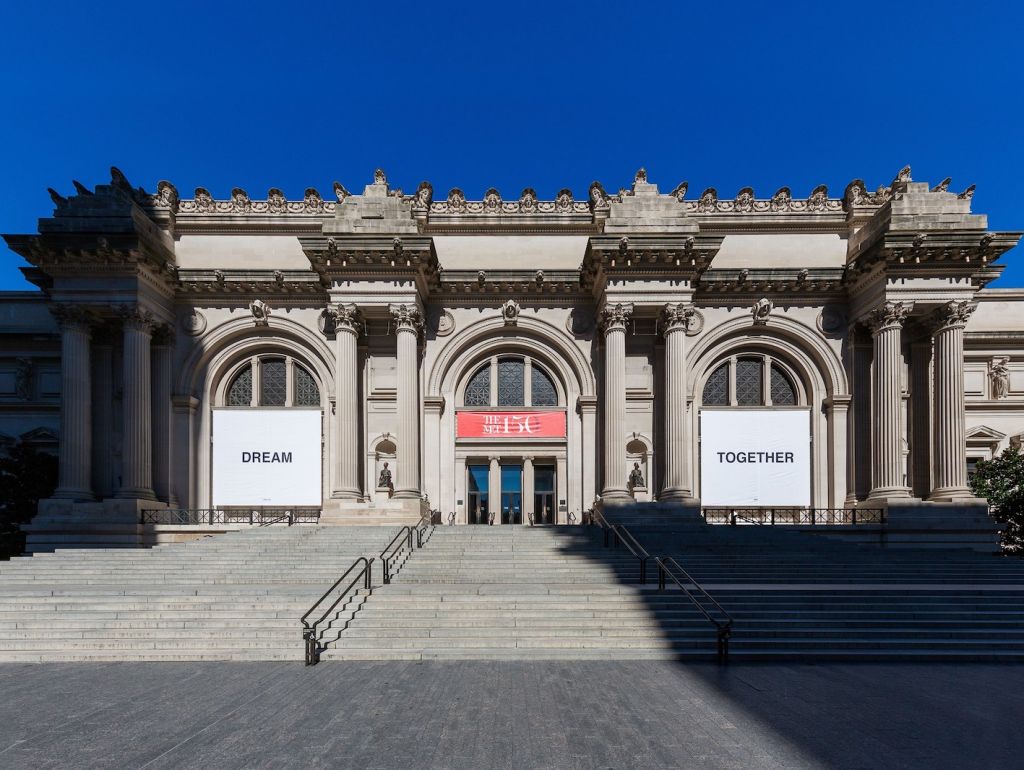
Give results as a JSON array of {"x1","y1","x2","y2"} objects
[
  {"x1": 320, "y1": 497, "x2": 426, "y2": 526},
  {"x1": 25, "y1": 498, "x2": 169, "y2": 553},
  {"x1": 880, "y1": 500, "x2": 1002, "y2": 553},
  {"x1": 597, "y1": 500, "x2": 704, "y2": 529}
]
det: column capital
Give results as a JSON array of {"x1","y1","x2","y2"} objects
[
  {"x1": 390, "y1": 303, "x2": 423, "y2": 333},
  {"x1": 118, "y1": 305, "x2": 156, "y2": 334},
  {"x1": 866, "y1": 301, "x2": 912, "y2": 334},
  {"x1": 577, "y1": 395, "x2": 598, "y2": 414},
  {"x1": 329, "y1": 303, "x2": 362, "y2": 334},
  {"x1": 152, "y1": 323, "x2": 176, "y2": 347},
  {"x1": 49, "y1": 303, "x2": 97, "y2": 332},
  {"x1": 928, "y1": 299, "x2": 977, "y2": 334},
  {"x1": 659, "y1": 302, "x2": 696, "y2": 335},
  {"x1": 598, "y1": 302, "x2": 633, "y2": 334}
]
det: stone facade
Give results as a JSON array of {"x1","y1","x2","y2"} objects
[{"x1": 3, "y1": 166, "x2": 1024, "y2": 546}]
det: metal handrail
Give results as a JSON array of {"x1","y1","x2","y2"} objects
[
  {"x1": 612, "y1": 525, "x2": 651, "y2": 584},
  {"x1": 654, "y1": 555, "x2": 733, "y2": 663},
  {"x1": 380, "y1": 526, "x2": 414, "y2": 584},
  {"x1": 300, "y1": 556, "x2": 374, "y2": 666},
  {"x1": 416, "y1": 514, "x2": 435, "y2": 548},
  {"x1": 702, "y1": 507, "x2": 884, "y2": 526},
  {"x1": 140, "y1": 507, "x2": 321, "y2": 526}
]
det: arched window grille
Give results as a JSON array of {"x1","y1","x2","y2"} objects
[
  {"x1": 462, "y1": 356, "x2": 560, "y2": 407},
  {"x1": 224, "y1": 357, "x2": 321, "y2": 408},
  {"x1": 700, "y1": 355, "x2": 801, "y2": 407}
]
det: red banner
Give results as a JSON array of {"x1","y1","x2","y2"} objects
[{"x1": 457, "y1": 411, "x2": 566, "y2": 438}]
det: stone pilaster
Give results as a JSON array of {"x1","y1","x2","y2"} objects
[
  {"x1": 488, "y1": 455, "x2": 501, "y2": 524},
  {"x1": 51, "y1": 305, "x2": 94, "y2": 500},
  {"x1": 867, "y1": 301, "x2": 912, "y2": 501},
  {"x1": 929, "y1": 300, "x2": 977, "y2": 501},
  {"x1": 600, "y1": 303, "x2": 632, "y2": 501},
  {"x1": 331, "y1": 304, "x2": 362, "y2": 499},
  {"x1": 391, "y1": 304, "x2": 423, "y2": 500},
  {"x1": 660, "y1": 303, "x2": 696, "y2": 502},
  {"x1": 151, "y1": 327, "x2": 176, "y2": 505},
  {"x1": 116, "y1": 306, "x2": 156, "y2": 500},
  {"x1": 90, "y1": 334, "x2": 114, "y2": 498},
  {"x1": 523, "y1": 456, "x2": 535, "y2": 520}
]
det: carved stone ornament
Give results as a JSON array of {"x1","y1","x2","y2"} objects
[
  {"x1": 751, "y1": 297, "x2": 774, "y2": 326},
  {"x1": 628, "y1": 462, "x2": 645, "y2": 489},
  {"x1": 267, "y1": 188, "x2": 287, "y2": 214},
  {"x1": 119, "y1": 305, "x2": 156, "y2": 332},
  {"x1": 588, "y1": 181, "x2": 610, "y2": 210},
  {"x1": 734, "y1": 187, "x2": 755, "y2": 213},
  {"x1": 770, "y1": 187, "x2": 792, "y2": 212},
  {"x1": 633, "y1": 168, "x2": 648, "y2": 186},
  {"x1": 374, "y1": 168, "x2": 387, "y2": 186},
  {"x1": 554, "y1": 188, "x2": 574, "y2": 212},
  {"x1": 50, "y1": 304, "x2": 95, "y2": 331},
  {"x1": 390, "y1": 304, "x2": 423, "y2": 333},
  {"x1": 599, "y1": 302, "x2": 633, "y2": 333},
  {"x1": 660, "y1": 302, "x2": 696, "y2": 334},
  {"x1": 958, "y1": 184, "x2": 976, "y2": 200},
  {"x1": 867, "y1": 301, "x2": 911, "y2": 333},
  {"x1": 249, "y1": 299, "x2": 271, "y2": 327},
  {"x1": 929, "y1": 300, "x2": 977, "y2": 332},
  {"x1": 483, "y1": 188, "x2": 502, "y2": 214},
  {"x1": 330, "y1": 303, "x2": 361, "y2": 333},
  {"x1": 807, "y1": 184, "x2": 829, "y2": 212},
  {"x1": 303, "y1": 187, "x2": 324, "y2": 213},
  {"x1": 991, "y1": 357, "x2": 1011, "y2": 400},
  {"x1": 436, "y1": 310, "x2": 456, "y2": 337},
  {"x1": 414, "y1": 181, "x2": 433, "y2": 209},
  {"x1": 817, "y1": 305, "x2": 847, "y2": 336},
  {"x1": 697, "y1": 187, "x2": 718, "y2": 213},
  {"x1": 180, "y1": 309, "x2": 208, "y2": 337},
  {"x1": 230, "y1": 187, "x2": 251, "y2": 213},
  {"x1": 155, "y1": 180, "x2": 180, "y2": 211},
  {"x1": 333, "y1": 181, "x2": 351, "y2": 203},
  {"x1": 669, "y1": 181, "x2": 688, "y2": 202},
  {"x1": 447, "y1": 188, "x2": 467, "y2": 213},
  {"x1": 894, "y1": 165, "x2": 913, "y2": 185},
  {"x1": 932, "y1": 177, "x2": 952, "y2": 193},
  {"x1": 519, "y1": 188, "x2": 538, "y2": 213},
  {"x1": 194, "y1": 187, "x2": 215, "y2": 213},
  {"x1": 501, "y1": 299, "x2": 521, "y2": 326}
]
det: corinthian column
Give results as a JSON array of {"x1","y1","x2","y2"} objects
[
  {"x1": 116, "y1": 306, "x2": 156, "y2": 500},
  {"x1": 332, "y1": 304, "x2": 362, "y2": 499},
  {"x1": 51, "y1": 305, "x2": 94, "y2": 500},
  {"x1": 600, "y1": 303, "x2": 632, "y2": 502},
  {"x1": 151, "y1": 327, "x2": 176, "y2": 505},
  {"x1": 391, "y1": 304, "x2": 423, "y2": 500},
  {"x1": 867, "y1": 301, "x2": 912, "y2": 501},
  {"x1": 929, "y1": 300, "x2": 977, "y2": 501},
  {"x1": 660, "y1": 303, "x2": 695, "y2": 502}
]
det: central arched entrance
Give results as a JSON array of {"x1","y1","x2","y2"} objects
[{"x1": 426, "y1": 316, "x2": 596, "y2": 523}]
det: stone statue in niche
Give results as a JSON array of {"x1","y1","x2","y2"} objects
[
  {"x1": 377, "y1": 462, "x2": 393, "y2": 491},
  {"x1": 628, "y1": 462, "x2": 646, "y2": 489},
  {"x1": 991, "y1": 357, "x2": 1011, "y2": 399}
]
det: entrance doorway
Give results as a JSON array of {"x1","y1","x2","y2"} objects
[
  {"x1": 534, "y1": 464, "x2": 556, "y2": 524},
  {"x1": 501, "y1": 463, "x2": 522, "y2": 524},
  {"x1": 467, "y1": 464, "x2": 489, "y2": 524}
]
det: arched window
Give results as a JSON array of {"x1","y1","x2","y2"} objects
[
  {"x1": 224, "y1": 357, "x2": 321, "y2": 408},
  {"x1": 462, "y1": 356, "x2": 560, "y2": 407},
  {"x1": 700, "y1": 355, "x2": 801, "y2": 407}
]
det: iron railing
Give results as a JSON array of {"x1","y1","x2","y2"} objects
[
  {"x1": 655, "y1": 556, "x2": 734, "y2": 663},
  {"x1": 417, "y1": 513, "x2": 435, "y2": 548},
  {"x1": 140, "y1": 508, "x2": 321, "y2": 526},
  {"x1": 702, "y1": 507, "x2": 884, "y2": 526},
  {"x1": 380, "y1": 526, "x2": 414, "y2": 585},
  {"x1": 300, "y1": 556, "x2": 374, "y2": 666}
]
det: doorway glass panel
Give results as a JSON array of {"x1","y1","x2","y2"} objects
[
  {"x1": 534, "y1": 465, "x2": 556, "y2": 524},
  {"x1": 500, "y1": 463, "x2": 523, "y2": 524},
  {"x1": 467, "y1": 464, "x2": 489, "y2": 525}
]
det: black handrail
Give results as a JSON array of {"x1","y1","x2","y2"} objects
[
  {"x1": 655, "y1": 555, "x2": 733, "y2": 663},
  {"x1": 300, "y1": 556, "x2": 374, "y2": 666},
  {"x1": 612, "y1": 525, "x2": 651, "y2": 584},
  {"x1": 416, "y1": 513, "x2": 435, "y2": 548},
  {"x1": 380, "y1": 526, "x2": 414, "y2": 584},
  {"x1": 702, "y1": 507, "x2": 884, "y2": 526}
]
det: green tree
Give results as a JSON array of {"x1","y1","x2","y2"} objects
[
  {"x1": 970, "y1": 444, "x2": 1024, "y2": 553},
  {"x1": 0, "y1": 445, "x2": 58, "y2": 559}
]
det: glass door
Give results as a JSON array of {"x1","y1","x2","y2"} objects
[
  {"x1": 534, "y1": 464, "x2": 556, "y2": 524},
  {"x1": 500, "y1": 463, "x2": 522, "y2": 524},
  {"x1": 467, "y1": 464, "x2": 489, "y2": 524}
]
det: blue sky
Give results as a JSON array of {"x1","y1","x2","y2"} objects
[{"x1": 1, "y1": 1, "x2": 1021, "y2": 288}]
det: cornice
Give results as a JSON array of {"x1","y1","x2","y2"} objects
[
  {"x1": 174, "y1": 269, "x2": 327, "y2": 299},
  {"x1": 696, "y1": 267, "x2": 846, "y2": 295}
]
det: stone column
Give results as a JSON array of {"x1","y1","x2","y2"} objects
[
  {"x1": 151, "y1": 327, "x2": 176, "y2": 505},
  {"x1": 91, "y1": 335, "x2": 114, "y2": 498},
  {"x1": 332, "y1": 304, "x2": 362, "y2": 499},
  {"x1": 391, "y1": 304, "x2": 423, "y2": 500},
  {"x1": 578, "y1": 396, "x2": 598, "y2": 512},
  {"x1": 488, "y1": 456, "x2": 501, "y2": 524},
  {"x1": 929, "y1": 300, "x2": 977, "y2": 501},
  {"x1": 116, "y1": 306, "x2": 156, "y2": 500},
  {"x1": 600, "y1": 303, "x2": 632, "y2": 501},
  {"x1": 51, "y1": 306, "x2": 94, "y2": 500},
  {"x1": 660, "y1": 303, "x2": 695, "y2": 502},
  {"x1": 867, "y1": 301, "x2": 912, "y2": 501}
]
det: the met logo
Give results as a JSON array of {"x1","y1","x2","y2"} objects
[{"x1": 482, "y1": 414, "x2": 539, "y2": 435}]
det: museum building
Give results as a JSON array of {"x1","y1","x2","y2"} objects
[{"x1": 2, "y1": 165, "x2": 1023, "y2": 549}]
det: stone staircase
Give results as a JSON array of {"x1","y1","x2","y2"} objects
[
  {"x1": 0, "y1": 526, "x2": 400, "y2": 662},
  {"x1": 2, "y1": 520, "x2": 1024, "y2": 662}
]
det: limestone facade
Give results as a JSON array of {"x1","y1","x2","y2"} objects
[{"x1": 3, "y1": 166, "x2": 1024, "y2": 537}]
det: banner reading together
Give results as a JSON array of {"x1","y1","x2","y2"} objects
[{"x1": 456, "y1": 411, "x2": 566, "y2": 438}]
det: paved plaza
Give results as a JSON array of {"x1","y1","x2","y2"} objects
[{"x1": 0, "y1": 661, "x2": 1020, "y2": 769}]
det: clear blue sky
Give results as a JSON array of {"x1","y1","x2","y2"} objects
[{"x1": 1, "y1": 1, "x2": 1022, "y2": 289}]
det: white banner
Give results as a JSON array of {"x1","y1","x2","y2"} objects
[
  {"x1": 700, "y1": 410, "x2": 810, "y2": 506},
  {"x1": 212, "y1": 409, "x2": 322, "y2": 506}
]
